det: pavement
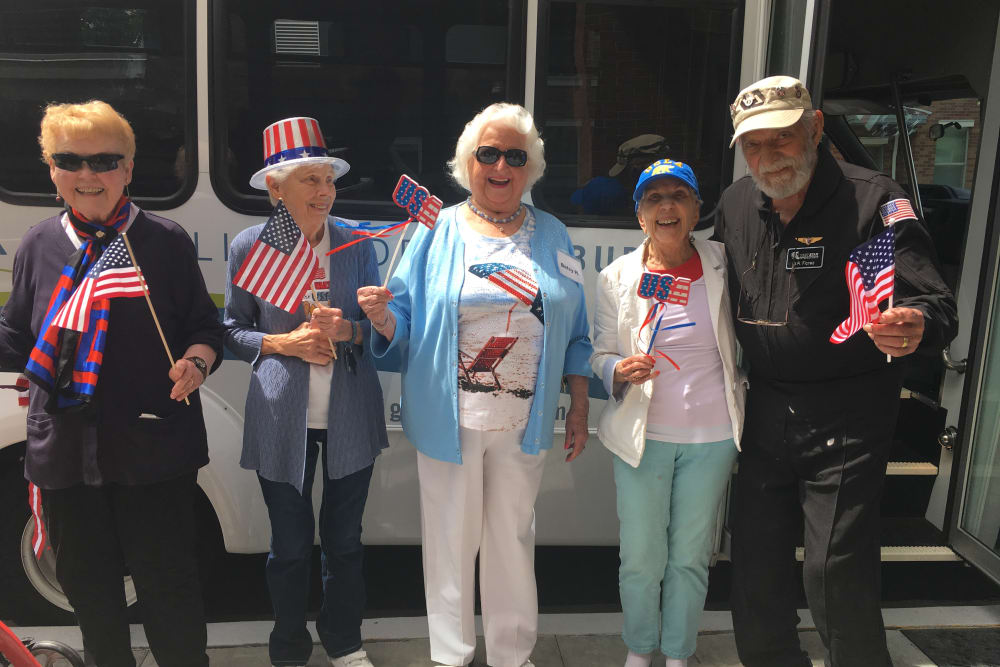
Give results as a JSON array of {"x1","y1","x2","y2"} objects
[{"x1": 12, "y1": 607, "x2": 1000, "y2": 666}]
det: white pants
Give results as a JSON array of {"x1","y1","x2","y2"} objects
[{"x1": 417, "y1": 427, "x2": 548, "y2": 667}]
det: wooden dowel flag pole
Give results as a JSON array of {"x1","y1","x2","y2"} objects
[
  {"x1": 886, "y1": 294, "x2": 893, "y2": 364},
  {"x1": 382, "y1": 233, "x2": 407, "y2": 289},
  {"x1": 120, "y1": 231, "x2": 190, "y2": 406},
  {"x1": 309, "y1": 285, "x2": 336, "y2": 361}
]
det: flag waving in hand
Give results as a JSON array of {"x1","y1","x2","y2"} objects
[
  {"x1": 52, "y1": 235, "x2": 145, "y2": 332},
  {"x1": 830, "y1": 225, "x2": 895, "y2": 343},
  {"x1": 233, "y1": 200, "x2": 320, "y2": 312}
]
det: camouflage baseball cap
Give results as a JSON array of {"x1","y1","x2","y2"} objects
[{"x1": 729, "y1": 75, "x2": 812, "y2": 148}]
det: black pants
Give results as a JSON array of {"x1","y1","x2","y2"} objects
[
  {"x1": 42, "y1": 473, "x2": 208, "y2": 667},
  {"x1": 731, "y1": 379, "x2": 897, "y2": 667}
]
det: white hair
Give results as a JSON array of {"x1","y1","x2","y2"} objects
[
  {"x1": 799, "y1": 109, "x2": 818, "y2": 138},
  {"x1": 448, "y1": 102, "x2": 546, "y2": 191}
]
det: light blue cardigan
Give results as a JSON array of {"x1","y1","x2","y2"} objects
[
  {"x1": 372, "y1": 204, "x2": 593, "y2": 463},
  {"x1": 224, "y1": 218, "x2": 388, "y2": 491}
]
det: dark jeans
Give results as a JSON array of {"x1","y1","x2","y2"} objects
[
  {"x1": 42, "y1": 473, "x2": 208, "y2": 667},
  {"x1": 257, "y1": 429, "x2": 374, "y2": 666},
  {"x1": 731, "y1": 381, "x2": 896, "y2": 667}
]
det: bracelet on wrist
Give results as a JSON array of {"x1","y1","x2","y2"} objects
[
  {"x1": 351, "y1": 319, "x2": 360, "y2": 343},
  {"x1": 374, "y1": 312, "x2": 390, "y2": 329}
]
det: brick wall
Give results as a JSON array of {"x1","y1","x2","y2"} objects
[{"x1": 895, "y1": 98, "x2": 981, "y2": 188}]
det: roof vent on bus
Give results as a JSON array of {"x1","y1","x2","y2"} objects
[{"x1": 273, "y1": 20, "x2": 321, "y2": 56}]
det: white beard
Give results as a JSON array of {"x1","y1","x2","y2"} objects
[{"x1": 750, "y1": 142, "x2": 818, "y2": 199}]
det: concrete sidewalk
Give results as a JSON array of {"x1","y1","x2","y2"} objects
[{"x1": 13, "y1": 606, "x2": 1000, "y2": 666}]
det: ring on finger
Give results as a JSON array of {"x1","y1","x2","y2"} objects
[{"x1": 901, "y1": 336, "x2": 909, "y2": 349}]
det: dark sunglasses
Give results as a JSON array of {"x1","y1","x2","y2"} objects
[
  {"x1": 51, "y1": 153, "x2": 125, "y2": 173},
  {"x1": 475, "y1": 145, "x2": 528, "y2": 167}
]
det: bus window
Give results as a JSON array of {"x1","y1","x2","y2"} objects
[
  {"x1": 0, "y1": 1, "x2": 196, "y2": 207},
  {"x1": 532, "y1": 0, "x2": 742, "y2": 227},
  {"x1": 210, "y1": 0, "x2": 524, "y2": 217}
]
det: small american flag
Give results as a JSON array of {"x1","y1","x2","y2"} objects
[
  {"x1": 469, "y1": 262, "x2": 544, "y2": 323},
  {"x1": 52, "y1": 236, "x2": 145, "y2": 332},
  {"x1": 879, "y1": 198, "x2": 917, "y2": 226},
  {"x1": 233, "y1": 201, "x2": 320, "y2": 313},
  {"x1": 830, "y1": 226, "x2": 895, "y2": 343}
]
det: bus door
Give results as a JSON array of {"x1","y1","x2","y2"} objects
[
  {"x1": 812, "y1": 0, "x2": 1000, "y2": 570},
  {"x1": 945, "y1": 12, "x2": 1000, "y2": 585}
]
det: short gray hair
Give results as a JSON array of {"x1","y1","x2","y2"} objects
[
  {"x1": 448, "y1": 102, "x2": 546, "y2": 192},
  {"x1": 799, "y1": 109, "x2": 818, "y2": 138}
]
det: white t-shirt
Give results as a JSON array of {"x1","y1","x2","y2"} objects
[
  {"x1": 305, "y1": 226, "x2": 333, "y2": 429},
  {"x1": 457, "y1": 211, "x2": 544, "y2": 432},
  {"x1": 642, "y1": 255, "x2": 733, "y2": 444}
]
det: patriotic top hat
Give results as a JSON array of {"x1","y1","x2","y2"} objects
[{"x1": 249, "y1": 117, "x2": 350, "y2": 190}]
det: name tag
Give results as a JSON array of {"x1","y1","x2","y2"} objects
[
  {"x1": 557, "y1": 250, "x2": 584, "y2": 284},
  {"x1": 786, "y1": 245, "x2": 825, "y2": 270}
]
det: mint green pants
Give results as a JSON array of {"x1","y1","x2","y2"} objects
[{"x1": 614, "y1": 438, "x2": 737, "y2": 658}]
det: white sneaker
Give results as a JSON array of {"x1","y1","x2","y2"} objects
[{"x1": 329, "y1": 648, "x2": 374, "y2": 667}]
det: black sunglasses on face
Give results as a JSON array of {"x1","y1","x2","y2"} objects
[
  {"x1": 475, "y1": 145, "x2": 528, "y2": 167},
  {"x1": 51, "y1": 153, "x2": 125, "y2": 173}
]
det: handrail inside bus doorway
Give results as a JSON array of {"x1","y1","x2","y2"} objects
[{"x1": 890, "y1": 74, "x2": 926, "y2": 220}]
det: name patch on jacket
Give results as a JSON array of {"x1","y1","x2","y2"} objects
[{"x1": 785, "y1": 246, "x2": 825, "y2": 270}]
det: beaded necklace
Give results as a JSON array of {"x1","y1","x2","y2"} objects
[{"x1": 466, "y1": 198, "x2": 524, "y2": 227}]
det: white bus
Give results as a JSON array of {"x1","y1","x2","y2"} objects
[{"x1": 1, "y1": 0, "x2": 1000, "y2": 623}]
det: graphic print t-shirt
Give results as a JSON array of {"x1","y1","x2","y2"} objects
[{"x1": 457, "y1": 212, "x2": 544, "y2": 432}]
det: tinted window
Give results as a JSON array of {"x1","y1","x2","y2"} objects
[
  {"x1": 534, "y1": 0, "x2": 741, "y2": 226},
  {"x1": 0, "y1": 1, "x2": 195, "y2": 205},
  {"x1": 211, "y1": 0, "x2": 524, "y2": 216}
]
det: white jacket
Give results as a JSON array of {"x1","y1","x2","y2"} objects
[{"x1": 590, "y1": 239, "x2": 746, "y2": 468}]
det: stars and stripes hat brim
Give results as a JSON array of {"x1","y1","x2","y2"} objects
[{"x1": 249, "y1": 116, "x2": 350, "y2": 190}]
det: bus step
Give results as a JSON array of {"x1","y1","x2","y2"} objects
[
  {"x1": 886, "y1": 460, "x2": 938, "y2": 475},
  {"x1": 794, "y1": 546, "x2": 960, "y2": 562}
]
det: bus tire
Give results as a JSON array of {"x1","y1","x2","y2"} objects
[
  {"x1": 1, "y1": 443, "x2": 140, "y2": 625},
  {"x1": 27, "y1": 640, "x2": 85, "y2": 667},
  {"x1": 0, "y1": 443, "x2": 73, "y2": 626}
]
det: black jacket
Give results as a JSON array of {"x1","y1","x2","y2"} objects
[
  {"x1": 713, "y1": 145, "x2": 958, "y2": 387},
  {"x1": 0, "y1": 210, "x2": 224, "y2": 488}
]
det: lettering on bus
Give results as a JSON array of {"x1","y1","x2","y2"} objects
[
  {"x1": 184, "y1": 233, "x2": 633, "y2": 274},
  {"x1": 571, "y1": 245, "x2": 636, "y2": 272}
]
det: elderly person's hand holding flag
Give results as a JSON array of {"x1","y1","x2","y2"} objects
[
  {"x1": 0, "y1": 99, "x2": 223, "y2": 665},
  {"x1": 223, "y1": 117, "x2": 388, "y2": 667}
]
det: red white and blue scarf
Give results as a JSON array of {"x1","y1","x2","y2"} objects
[{"x1": 24, "y1": 197, "x2": 133, "y2": 412}]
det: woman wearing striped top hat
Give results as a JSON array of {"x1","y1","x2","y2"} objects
[
  {"x1": 0, "y1": 100, "x2": 223, "y2": 666},
  {"x1": 224, "y1": 117, "x2": 387, "y2": 667},
  {"x1": 590, "y1": 159, "x2": 745, "y2": 667}
]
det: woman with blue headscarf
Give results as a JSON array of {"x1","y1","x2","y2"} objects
[{"x1": 590, "y1": 159, "x2": 745, "y2": 667}]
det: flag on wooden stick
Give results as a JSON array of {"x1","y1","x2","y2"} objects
[
  {"x1": 51, "y1": 235, "x2": 145, "y2": 332},
  {"x1": 233, "y1": 201, "x2": 320, "y2": 312}
]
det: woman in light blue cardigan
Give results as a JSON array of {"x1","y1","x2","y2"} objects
[
  {"x1": 358, "y1": 103, "x2": 592, "y2": 667},
  {"x1": 224, "y1": 117, "x2": 386, "y2": 667}
]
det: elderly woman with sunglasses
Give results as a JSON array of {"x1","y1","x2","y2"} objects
[
  {"x1": 0, "y1": 101, "x2": 223, "y2": 666},
  {"x1": 590, "y1": 160, "x2": 745, "y2": 667},
  {"x1": 357, "y1": 102, "x2": 592, "y2": 667}
]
